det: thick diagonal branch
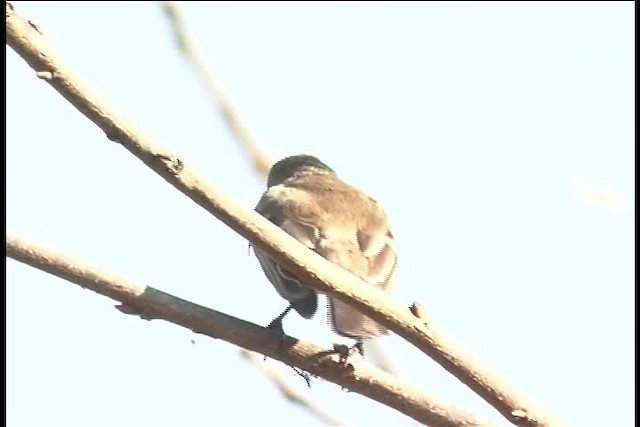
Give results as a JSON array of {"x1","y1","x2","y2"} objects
[
  {"x1": 5, "y1": 3, "x2": 562, "y2": 426},
  {"x1": 6, "y1": 234, "x2": 489, "y2": 427}
]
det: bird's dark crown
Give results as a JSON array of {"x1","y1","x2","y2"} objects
[{"x1": 267, "y1": 154, "x2": 335, "y2": 187}]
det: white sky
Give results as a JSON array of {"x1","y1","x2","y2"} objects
[{"x1": 6, "y1": 2, "x2": 634, "y2": 427}]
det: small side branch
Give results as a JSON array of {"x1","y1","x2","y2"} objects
[{"x1": 240, "y1": 350, "x2": 352, "y2": 427}]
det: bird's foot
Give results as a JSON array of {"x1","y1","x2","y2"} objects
[
  {"x1": 267, "y1": 316, "x2": 286, "y2": 334},
  {"x1": 264, "y1": 306, "x2": 294, "y2": 361},
  {"x1": 351, "y1": 341, "x2": 365, "y2": 357},
  {"x1": 266, "y1": 305, "x2": 292, "y2": 335},
  {"x1": 332, "y1": 340, "x2": 365, "y2": 363}
]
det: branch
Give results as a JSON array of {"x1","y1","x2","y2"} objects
[
  {"x1": 159, "y1": 1, "x2": 273, "y2": 177},
  {"x1": 6, "y1": 234, "x2": 489, "y2": 427},
  {"x1": 5, "y1": 3, "x2": 562, "y2": 426}
]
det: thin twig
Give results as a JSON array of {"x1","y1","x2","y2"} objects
[
  {"x1": 160, "y1": 1, "x2": 273, "y2": 177},
  {"x1": 5, "y1": 3, "x2": 563, "y2": 426},
  {"x1": 240, "y1": 350, "x2": 352, "y2": 427},
  {"x1": 6, "y1": 234, "x2": 490, "y2": 427}
]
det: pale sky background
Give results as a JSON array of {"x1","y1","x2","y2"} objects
[{"x1": 6, "y1": 2, "x2": 634, "y2": 427}]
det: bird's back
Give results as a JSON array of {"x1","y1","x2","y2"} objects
[{"x1": 256, "y1": 173, "x2": 397, "y2": 338}]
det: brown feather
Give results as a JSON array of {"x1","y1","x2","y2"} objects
[{"x1": 255, "y1": 172, "x2": 397, "y2": 338}]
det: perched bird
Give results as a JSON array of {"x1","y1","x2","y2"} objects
[{"x1": 253, "y1": 154, "x2": 397, "y2": 351}]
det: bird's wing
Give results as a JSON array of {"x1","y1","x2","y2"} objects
[
  {"x1": 254, "y1": 188, "x2": 319, "y2": 318},
  {"x1": 323, "y1": 212, "x2": 398, "y2": 339}
]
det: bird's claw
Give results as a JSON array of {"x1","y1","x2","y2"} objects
[{"x1": 332, "y1": 341, "x2": 365, "y2": 362}]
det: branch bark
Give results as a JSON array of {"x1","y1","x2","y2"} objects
[
  {"x1": 6, "y1": 234, "x2": 489, "y2": 427},
  {"x1": 5, "y1": 3, "x2": 562, "y2": 426}
]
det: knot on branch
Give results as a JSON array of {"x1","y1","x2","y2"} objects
[
  {"x1": 409, "y1": 301, "x2": 430, "y2": 325},
  {"x1": 154, "y1": 153, "x2": 184, "y2": 175}
]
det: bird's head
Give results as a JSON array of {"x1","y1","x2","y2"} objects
[{"x1": 266, "y1": 154, "x2": 335, "y2": 187}]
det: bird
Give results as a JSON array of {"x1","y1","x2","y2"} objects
[{"x1": 253, "y1": 154, "x2": 397, "y2": 354}]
